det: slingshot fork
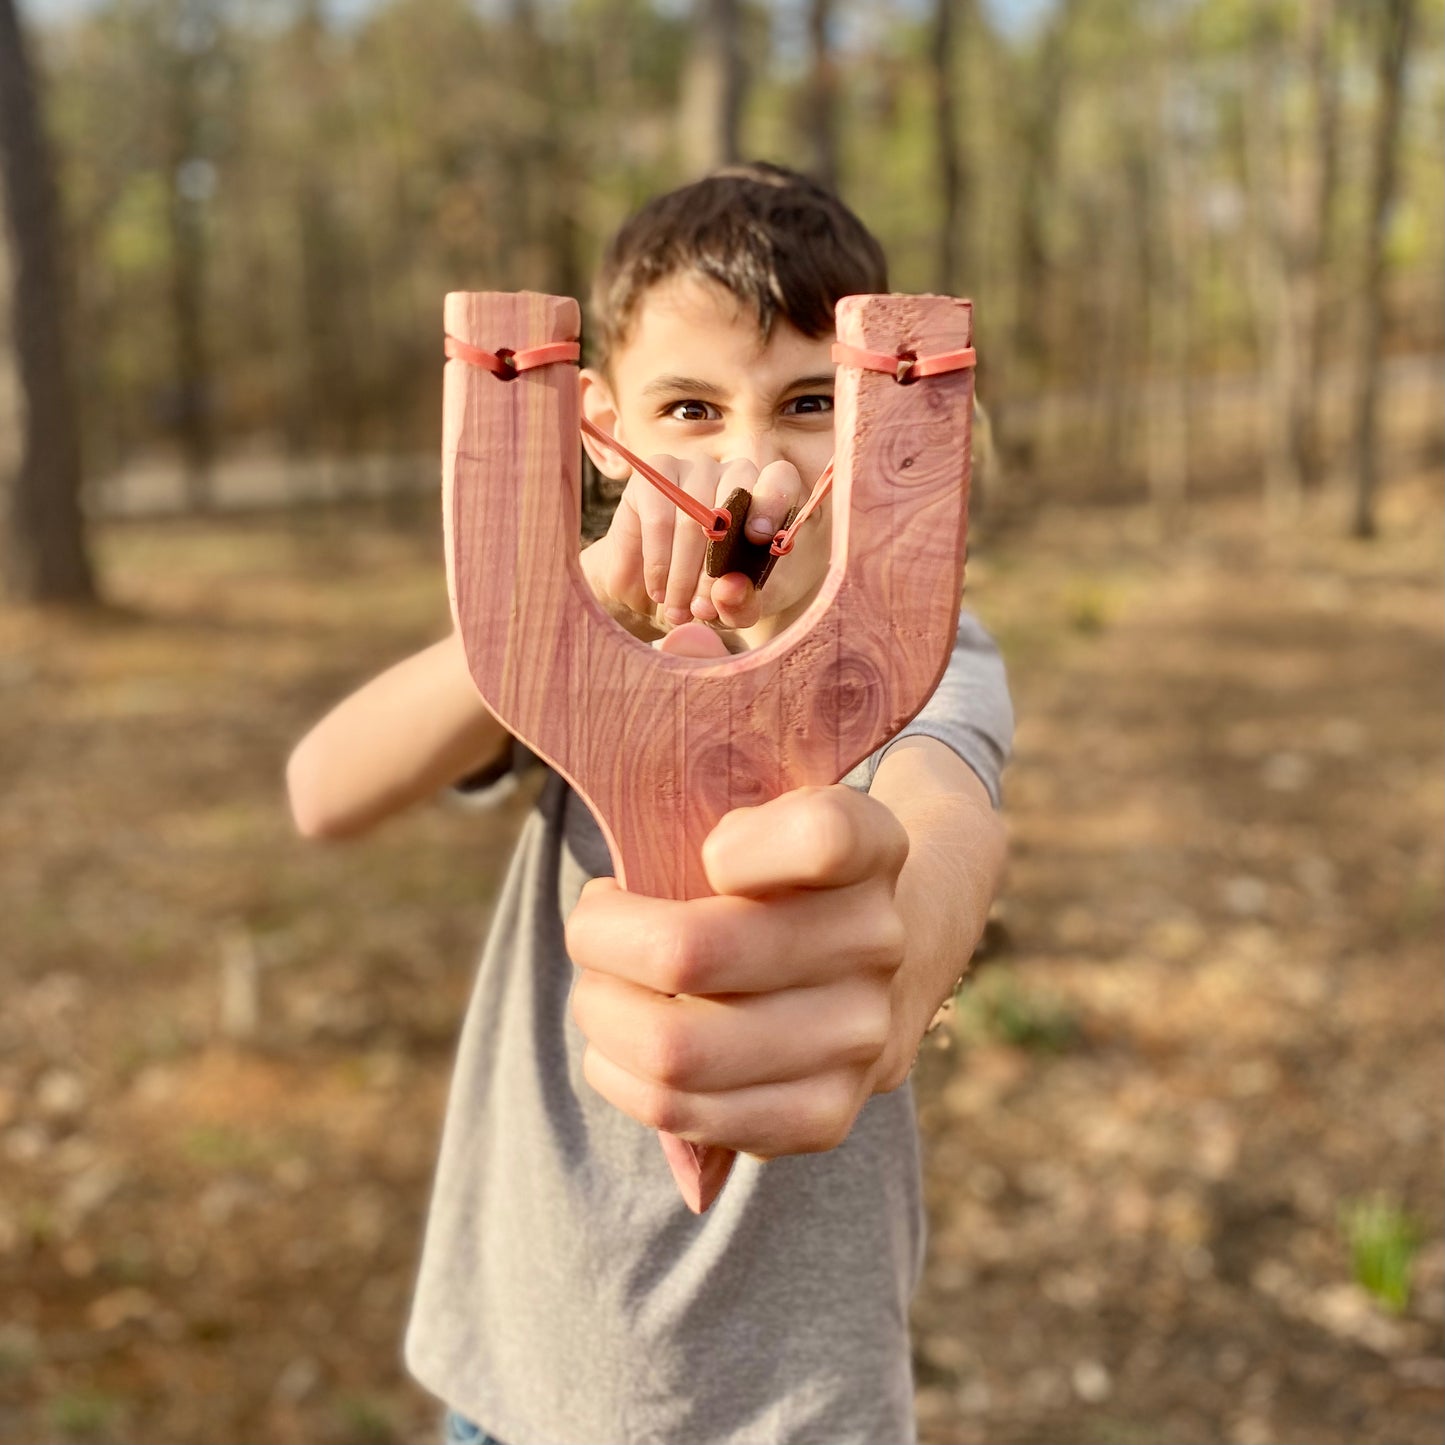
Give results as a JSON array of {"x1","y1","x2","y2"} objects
[{"x1": 442, "y1": 289, "x2": 975, "y2": 1214}]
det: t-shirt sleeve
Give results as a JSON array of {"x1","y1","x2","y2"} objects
[
  {"x1": 841, "y1": 610, "x2": 1014, "y2": 807},
  {"x1": 446, "y1": 737, "x2": 540, "y2": 810}
]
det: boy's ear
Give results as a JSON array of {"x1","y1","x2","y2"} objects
[{"x1": 579, "y1": 368, "x2": 633, "y2": 482}]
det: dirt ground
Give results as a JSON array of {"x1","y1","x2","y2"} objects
[{"x1": 0, "y1": 472, "x2": 1440, "y2": 1445}]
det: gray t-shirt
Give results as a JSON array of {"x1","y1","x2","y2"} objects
[{"x1": 404, "y1": 612, "x2": 1014, "y2": 1445}]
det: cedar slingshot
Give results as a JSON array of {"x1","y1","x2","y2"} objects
[{"x1": 442, "y1": 290, "x2": 975, "y2": 1215}]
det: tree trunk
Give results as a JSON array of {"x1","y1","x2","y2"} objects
[
  {"x1": 1140, "y1": 69, "x2": 1191, "y2": 537},
  {"x1": 996, "y1": 0, "x2": 1083, "y2": 468},
  {"x1": 163, "y1": 15, "x2": 216, "y2": 511},
  {"x1": 680, "y1": 0, "x2": 746, "y2": 173},
  {"x1": 931, "y1": 0, "x2": 968, "y2": 294},
  {"x1": 0, "y1": 0, "x2": 96, "y2": 603},
  {"x1": 1299, "y1": 0, "x2": 1341, "y2": 487},
  {"x1": 513, "y1": 0, "x2": 583, "y2": 300},
  {"x1": 1350, "y1": 0, "x2": 1415, "y2": 539},
  {"x1": 1243, "y1": 32, "x2": 1305, "y2": 523},
  {"x1": 805, "y1": 0, "x2": 839, "y2": 192}
]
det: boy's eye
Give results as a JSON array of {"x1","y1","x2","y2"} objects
[
  {"x1": 784, "y1": 394, "x2": 834, "y2": 417},
  {"x1": 665, "y1": 400, "x2": 720, "y2": 423}
]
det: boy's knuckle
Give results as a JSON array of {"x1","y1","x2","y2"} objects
[
  {"x1": 562, "y1": 912, "x2": 592, "y2": 969},
  {"x1": 640, "y1": 1082, "x2": 688, "y2": 1134},
  {"x1": 656, "y1": 921, "x2": 710, "y2": 996},
  {"x1": 795, "y1": 790, "x2": 858, "y2": 880},
  {"x1": 841, "y1": 987, "x2": 892, "y2": 1066},
  {"x1": 720, "y1": 457, "x2": 758, "y2": 485},
  {"x1": 882, "y1": 810, "x2": 911, "y2": 877},
  {"x1": 639, "y1": 1016, "x2": 693, "y2": 1088},
  {"x1": 758, "y1": 458, "x2": 803, "y2": 501},
  {"x1": 866, "y1": 908, "x2": 907, "y2": 974},
  {"x1": 804, "y1": 1079, "x2": 858, "y2": 1153},
  {"x1": 567, "y1": 971, "x2": 594, "y2": 1030}
]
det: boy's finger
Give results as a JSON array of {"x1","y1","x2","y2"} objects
[
  {"x1": 692, "y1": 462, "x2": 762, "y2": 621},
  {"x1": 653, "y1": 621, "x2": 731, "y2": 659},
  {"x1": 662, "y1": 458, "x2": 720, "y2": 625},
  {"x1": 710, "y1": 572, "x2": 761, "y2": 630},
  {"x1": 702, "y1": 785, "x2": 910, "y2": 896},
  {"x1": 744, "y1": 459, "x2": 805, "y2": 544},
  {"x1": 633, "y1": 456, "x2": 683, "y2": 607}
]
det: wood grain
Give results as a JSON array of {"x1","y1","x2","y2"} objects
[{"x1": 443, "y1": 289, "x2": 974, "y2": 1212}]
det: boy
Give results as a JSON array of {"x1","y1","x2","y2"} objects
[{"x1": 287, "y1": 161, "x2": 1013, "y2": 1445}]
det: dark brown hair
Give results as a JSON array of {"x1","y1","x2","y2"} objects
[{"x1": 587, "y1": 161, "x2": 889, "y2": 376}]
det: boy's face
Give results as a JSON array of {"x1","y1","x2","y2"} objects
[{"x1": 580, "y1": 272, "x2": 835, "y2": 635}]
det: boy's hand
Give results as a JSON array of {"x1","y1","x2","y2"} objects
[
  {"x1": 582, "y1": 454, "x2": 806, "y2": 632},
  {"x1": 565, "y1": 782, "x2": 913, "y2": 1160}
]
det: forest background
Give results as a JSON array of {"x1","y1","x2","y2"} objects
[{"x1": 0, "y1": 1, "x2": 1442, "y2": 1443}]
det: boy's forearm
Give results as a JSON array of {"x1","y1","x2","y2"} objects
[
  {"x1": 866, "y1": 736, "x2": 1007, "y2": 1091},
  {"x1": 287, "y1": 631, "x2": 510, "y2": 840}
]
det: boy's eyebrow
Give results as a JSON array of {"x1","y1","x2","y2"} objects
[
  {"x1": 641, "y1": 372, "x2": 837, "y2": 401},
  {"x1": 641, "y1": 375, "x2": 728, "y2": 400}
]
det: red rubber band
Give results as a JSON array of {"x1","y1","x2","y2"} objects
[
  {"x1": 830, "y1": 341, "x2": 976, "y2": 381},
  {"x1": 444, "y1": 335, "x2": 581, "y2": 375},
  {"x1": 580, "y1": 417, "x2": 730, "y2": 540},
  {"x1": 770, "y1": 459, "x2": 833, "y2": 557}
]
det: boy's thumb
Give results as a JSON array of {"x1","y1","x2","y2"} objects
[{"x1": 654, "y1": 622, "x2": 731, "y2": 660}]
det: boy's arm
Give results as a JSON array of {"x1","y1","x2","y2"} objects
[
  {"x1": 286, "y1": 630, "x2": 511, "y2": 841},
  {"x1": 864, "y1": 734, "x2": 1007, "y2": 1091}
]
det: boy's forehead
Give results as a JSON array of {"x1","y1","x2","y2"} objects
[{"x1": 614, "y1": 272, "x2": 832, "y2": 382}]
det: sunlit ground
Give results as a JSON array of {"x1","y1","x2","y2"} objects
[{"x1": 0, "y1": 467, "x2": 1440, "y2": 1445}]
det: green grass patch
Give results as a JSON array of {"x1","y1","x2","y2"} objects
[
  {"x1": 1395, "y1": 875, "x2": 1445, "y2": 939},
  {"x1": 181, "y1": 1124, "x2": 272, "y2": 1171},
  {"x1": 0, "y1": 1325, "x2": 38, "y2": 1375},
  {"x1": 954, "y1": 968, "x2": 1080, "y2": 1053},
  {"x1": 335, "y1": 1393, "x2": 399, "y2": 1445},
  {"x1": 47, "y1": 1388, "x2": 124, "y2": 1441},
  {"x1": 1339, "y1": 1194, "x2": 1424, "y2": 1314}
]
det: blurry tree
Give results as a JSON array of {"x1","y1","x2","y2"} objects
[
  {"x1": 681, "y1": 0, "x2": 747, "y2": 173},
  {"x1": 0, "y1": 0, "x2": 95, "y2": 602},
  {"x1": 1242, "y1": 4, "x2": 1304, "y2": 520},
  {"x1": 999, "y1": 0, "x2": 1085, "y2": 466},
  {"x1": 14, "y1": 0, "x2": 1442, "y2": 518},
  {"x1": 1298, "y1": 0, "x2": 1342, "y2": 487},
  {"x1": 804, "y1": 0, "x2": 839, "y2": 191},
  {"x1": 1349, "y1": 0, "x2": 1417, "y2": 539},
  {"x1": 283, "y1": 0, "x2": 373, "y2": 462},
  {"x1": 511, "y1": 0, "x2": 584, "y2": 298},
  {"x1": 160, "y1": 0, "x2": 229, "y2": 510},
  {"x1": 1142, "y1": 49, "x2": 1194, "y2": 535},
  {"x1": 931, "y1": 0, "x2": 969, "y2": 294}
]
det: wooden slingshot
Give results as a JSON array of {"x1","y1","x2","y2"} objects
[{"x1": 441, "y1": 289, "x2": 975, "y2": 1215}]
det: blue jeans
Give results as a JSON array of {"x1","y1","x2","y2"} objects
[{"x1": 442, "y1": 1408, "x2": 507, "y2": 1445}]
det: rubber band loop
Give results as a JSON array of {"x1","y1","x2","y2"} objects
[
  {"x1": 770, "y1": 459, "x2": 833, "y2": 557},
  {"x1": 444, "y1": 335, "x2": 581, "y2": 376},
  {"x1": 830, "y1": 341, "x2": 976, "y2": 381}
]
